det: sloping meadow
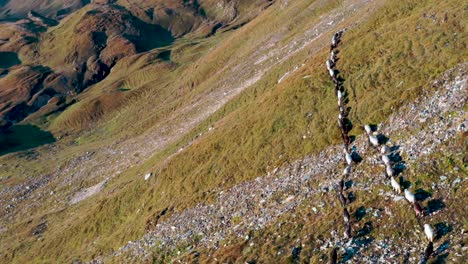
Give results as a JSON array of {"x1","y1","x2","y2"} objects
[{"x1": 0, "y1": 0, "x2": 466, "y2": 263}]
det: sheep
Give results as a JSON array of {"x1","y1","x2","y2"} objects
[
  {"x1": 338, "y1": 191, "x2": 347, "y2": 207},
  {"x1": 390, "y1": 177, "x2": 401, "y2": 193},
  {"x1": 424, "y1": 242, "x2": 434, "y2": 260},
  {"x1": 382, "y1": 155, "x2": 391, "y2": 166},
  {"x1": 413, "y1": 201, "x2": 424, "y2": 217},
  {"x1": 386, "y1": 164, "x2": 395, "y2": 177},
  {"x1": 330, "y1": 50, "x2": 337, "y2": 62},
  {"x1": 338, "y1": 117, "x2": 344, "y2": 128},
  {"x1": 344, "y1": 222, "x2": 352, "y2": 238},
  {"x1": 326, "y1": 60, "x2": 333, "y2": 71},
  {"x1": 339, "y1": 106, "x2": 345, "y2": 114},
  {"x1": 343, "y1": 208, "x2": 350, "y2": 223},
  {"x1": 329, "y1": 68, "x2": 335, "y2": 78},
  {"x1": 380, "y1": 145, "x2": 388, "y2": 154},
  {"x1": 424, "y1": 224, "x2": 435, "y2": 242},
  {"x1": 337, "y1": 90, "x2": 343, "y2": 100},
  {"x1": 343, "y1": 135, "x2": 350, "y2": 149},
  {"x1": 369, "y1": 135, "x2": 379, "y2": 147},
  {"x1": 343, "y1": 166, "x2": 352, "y2": 176},
  {"x1": 338, "y1": 179, "x2": 344, "y2": 191},
  {"x1": 404, "y1": 189, "x2": 416, "y2": 204},
  {"x1": 332, "y1": 35, "x2": 338, "y2": 47},
  {"x1": 332, "y1": 32, "x2": 341, "y2": 47},
  {"x1": 345, "y1": 151, "x2": 353, "y2": 165},
  {"x1": 364, "y1": 124, "x2": 372, "y2": 135},
  {"x1": 338, "y1": 112, "x2": 344, "y2": 120},
  {"x1": 338, "y1": 96, "x2": 342, "y2": 107}
]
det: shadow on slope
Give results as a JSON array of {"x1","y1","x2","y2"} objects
[
  {"x1": 0, "y1": 52, "x2": 21, "y2": 68},
  {"x1": 0, "y1": 124, "x2": 55, "y2": 156}
]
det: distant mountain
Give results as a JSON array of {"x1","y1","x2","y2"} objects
[
  {"x1": 0, "y1": 0, "x2": 89, "y2": 21},
  {"x1": 0, "y1": 0, "x2": 271, "y2": 130}
]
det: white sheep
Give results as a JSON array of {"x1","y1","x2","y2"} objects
[
  {"x1": 369, "y1": 135, "x2": 379, "y2": 147},
  {"x1": 390, "y1": 177, "x2": 401, "y2": 193},
  {"x1": 386, "y1": 164, "x2": 395, "y2": 177},
  {"x1": 338, "y1": 117, "x2": 343, "y2": 128},
  {"x1": 337, "y1": 90, "x2": 343, "y2": 99},
  {"x1": 332, "y1": 35, "x2": 337, "y2": 46},
  {"x1": 326, "y1": 60, "x2": 333, "y2": 71},
  {"x1": 380, "y1": 145, "x2": 388, "y2": 154},
  {"x1": 345, "y1": 151, "x2": 352, "y2": 165},
  {"x1": 424, "y1": 224, "x2": 435, "y2": 242},
  {"x1": 364, "y1": 125, "x2": 372, "y2": 135},
  {"x1": 404, "y1": 189, "x2": 416, "y2": 204},
  {"x1": 329, "y1": 68, "x2": 335, "y2": 78},
  {"x1": 343, "y1": 166, "x2": 352, "y2": 176},
  {"x1": 382, "y1": 155, "x2": 391, "y2": 166}
]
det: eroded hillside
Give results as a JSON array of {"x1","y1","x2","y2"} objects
[{"x1": 0, "y1": 0, "x2": 466, "y2": 263}]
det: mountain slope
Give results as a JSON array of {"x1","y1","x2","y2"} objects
[
  {"x1": 0, "y1": 0, "x2": 88, "y2": 21},
  {"x1": 0, "y1": 0, "x2": 466, "y2": 263}
]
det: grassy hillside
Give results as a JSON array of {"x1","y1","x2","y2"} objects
[{"x1": 0, "y1": 0, "x2": 466, "y2": 263}]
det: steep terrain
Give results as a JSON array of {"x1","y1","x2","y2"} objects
[
  {"x1": 0, "y1": 0, "x2": 270, "y2": 131},
  {"x1": 0, "y1": 0, "x2": 466, "y2": 263}
]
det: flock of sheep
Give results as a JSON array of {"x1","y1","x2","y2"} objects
[
  {"x1": 325, "y1": 30, "x2": 436, "y2": 263},
  {"x1": 364, "y1": 126, "x2": 435, "y2": 261}
]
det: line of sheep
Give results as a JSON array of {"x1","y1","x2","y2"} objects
[
  {"x1": 326, "y1": 30, "x2": 436, "y2": 263},
  {"x1": 325, "y1": 29, "x2": 356, "y2": 262},
  {"x1": 364, "y1": 126, "x2": 436, "y2": 262}
]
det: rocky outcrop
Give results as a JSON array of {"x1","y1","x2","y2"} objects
[{"x1": 99, "y1": 36, "x2": 137, "y2": 68}]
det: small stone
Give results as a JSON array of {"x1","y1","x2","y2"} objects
[
  {"x1": 452, "y1": 178, "x2": 461, "y2": 187},
  {"x1": 283, "y1": 195, "x2": 295, "y2": 203},
  {"x1": 440, "y1": 175, "x2": 447, "y2": 181},
  {"x1": 144, "y1": 173, "x2": 153, "y2": 181}
]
